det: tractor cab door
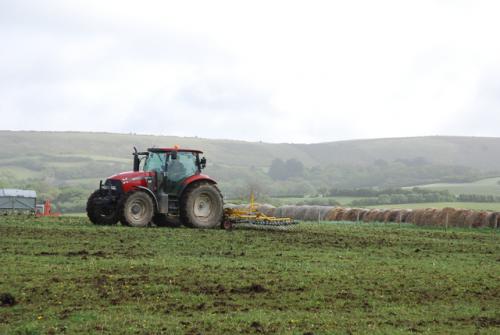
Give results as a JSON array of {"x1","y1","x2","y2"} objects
[{"x1": 164, "y1": 152, "x2": 199, "y2": 195}]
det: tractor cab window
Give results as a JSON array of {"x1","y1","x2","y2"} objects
[
  {"x1": 143, "y1": 152, "x2": 166, "y2": 172},
  {"x1": 166, "y1": 152, "x2": 198, "y2": 182}
]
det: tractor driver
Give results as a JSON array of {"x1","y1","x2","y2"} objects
[{"x1": 167, "y1": 155, "x2": 187, "y2": 182}]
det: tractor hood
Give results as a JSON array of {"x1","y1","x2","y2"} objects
[
  {"x1": 106, "y1": 171, "x2": 156, "y2": 193},
  {"x1": 107, "y1": 171, "x2": 154, "y2": 182}
]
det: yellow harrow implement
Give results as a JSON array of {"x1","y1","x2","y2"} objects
[{"x1": 223, "y1": 193, "x2": 297, "y2": 229}]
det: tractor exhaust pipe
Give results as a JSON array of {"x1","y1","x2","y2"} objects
[{"x1": 133, "y1": 147, "x2": 140, "y2": 172}]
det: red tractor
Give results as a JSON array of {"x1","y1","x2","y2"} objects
[{"x1": 86, "y1": 147, "x2": 224, "y2": 228}]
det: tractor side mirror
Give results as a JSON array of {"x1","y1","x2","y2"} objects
[
  {"x1": 171, "y1": 151, "x2": 178, "y2": 160},
  {"x1": 200, "y1": 157, "x2": 207, "y2": 169}
]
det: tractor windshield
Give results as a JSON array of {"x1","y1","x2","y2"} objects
[
  {"x1": 143, "y1": 152, "x2": 165, "y2": 172},
  {"x1": 166, "y1": 152, "x2": 198, "y2": 182}
]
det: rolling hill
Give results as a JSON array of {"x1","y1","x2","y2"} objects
[{"x1": 1, "y1": 131, "x2": 500, "y2": 211}]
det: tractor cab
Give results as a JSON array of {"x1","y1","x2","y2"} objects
[{"x1": 140, "y1": 148, "x2": 205, "y2": 194}]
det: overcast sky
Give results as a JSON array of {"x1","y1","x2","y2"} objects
[{"x1": 1, "y1": 0, "x2": 499, "y2": 143}]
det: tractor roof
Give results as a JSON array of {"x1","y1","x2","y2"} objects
[{"x1": 148, "y1": 148, "x2": 203, "y2": 154}]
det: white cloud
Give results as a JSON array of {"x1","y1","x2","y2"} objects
[{"x1": 0, "y1": 0, "x2": 499, "y2": 143}]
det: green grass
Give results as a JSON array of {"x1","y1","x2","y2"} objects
[
  {"x1": 1, "y1": 216, "x2": 498, "y2": 334},
  {"x1": 411, "y1": 177, "x2": 500, "y2": 196},
  {"x1": 366, "y1": 202, "x2": 500, "y2": 211}
]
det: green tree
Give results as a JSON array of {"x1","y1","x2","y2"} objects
[{"x1": 268, "y1": 158, "x2": 287, "y2": 181}]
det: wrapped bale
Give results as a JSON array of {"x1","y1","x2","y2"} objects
[
  {"x1": 257, "y1": 204, "x2": 276, "y2": 216},
  {"x1": 280, "y1": 206, "x2": 296, "y2": 219},
  {"x1": 303, "y1": 206, "x2": 321, "y2": 221},
  {"x1": 273, "y1": 206, "x2": 284, "y2": 218},
  {"x1": 291, "y1": 206, "x2": 308, "y2": 221}
]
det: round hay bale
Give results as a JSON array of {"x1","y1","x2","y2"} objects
[
  {"x1": 363, "y1": 209, "x2": 379, "y2": 222},
  {"x1": 324, "y1": 207, "x2": 340, "y2": 221},
  {"x1": 405, "y1": 210, "x2": 416, "y2": 224},
  {"x1": 473, "y1": 211, "x2": 490, "y2": 228},
  {"x1": 333, "y1": 208, "x2": 347, "y2": 221},
  {"x1": 483, "y1": 212, "x2": 497, "y2": 228},
  {"x1": 358, "y1": 209, "x2": 369, "y2": 222},
  {"x1": 489, "y1": 212, "x2": 500, "y2": 229},
  {"x1": 431, "y1": 207, "x2": 457, "y2": 227},
  {"x1": 410, "y1": 209, "x2": 424, "y2": 226},
  {"x1": 341, "y1": 208, "x2": 356, "y2": 221},
  {"x1": 464, "y1": 211, "x2": 481, "y2": 228},
  {"x1": 374, "y1": 209, "x2": 390, "y2": 222},
  {"x1": 318, "y1": 206, "x2": 335, "y2": 221},
  {"x1": 399, "y1": 209, "x2": 412, "y2": 223},
  {"x1": 452, "y1": 209, "x2": 471, "y2": 228},
  {"x1": 384, "y1": 210, "x2": 402, "y2": 222},
  {"x1": 420, "y1": 208, "x2": 438, "y2": 227}
]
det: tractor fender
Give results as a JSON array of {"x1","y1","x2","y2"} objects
[
  {"x1": 134, "y1": 186, "x2": 160, "y2": 212},
  {"x1": 179, "y1": 174, "x2": 217, "y2": 199}
]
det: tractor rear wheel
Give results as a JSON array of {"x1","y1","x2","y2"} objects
[
  {"x1": 180, "y1": 182, "x2": 223, "y2": 228},
  {"x1": 120, "y1": 191, "x2": 154, "y2": 227},
  {"x1": 86, "y1": 190, "x2": 119, "y2": 225}
]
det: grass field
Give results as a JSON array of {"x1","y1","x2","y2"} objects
[
  {"x1": 411, "y1": 177, "x2": 500, "y2": 196},
  {"x1": 1, "y1": 217, "x2": 499, "y2": 334}
]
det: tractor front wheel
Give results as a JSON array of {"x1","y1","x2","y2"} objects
[
  {"x1": 86, "y1": 190, "x2": 119, "y2": 225},
  {"x1": 120, "y1": 191, "x2": 154, "y2": 227},
  {"x1": 180, "y1": 182, "x2": 223, "y2": 228}
]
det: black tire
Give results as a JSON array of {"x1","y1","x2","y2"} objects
[
  {"x1": 180, "y1": 182, "x2": 223, "y2": 228},
  {"x1": 152, "y1": 213, "x2": 182, "y2": 228},
  {"x1": 119, "y1": 191, "x2": 154, "y2": 227},
  {"x1": 86, "y1": 190, "x2": 119, "y2": 225}
]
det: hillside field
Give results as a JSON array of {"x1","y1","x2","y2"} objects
[
  {"x1": 411, "y1": 177, "x2": 500, "y2": 196},
  {"x1": 0, "y1": 217, "x2": 499, "y2": 334}
]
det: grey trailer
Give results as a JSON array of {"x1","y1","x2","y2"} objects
[{"x1": 0, "y1": 189, "x2": 37, "y2": 213}]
